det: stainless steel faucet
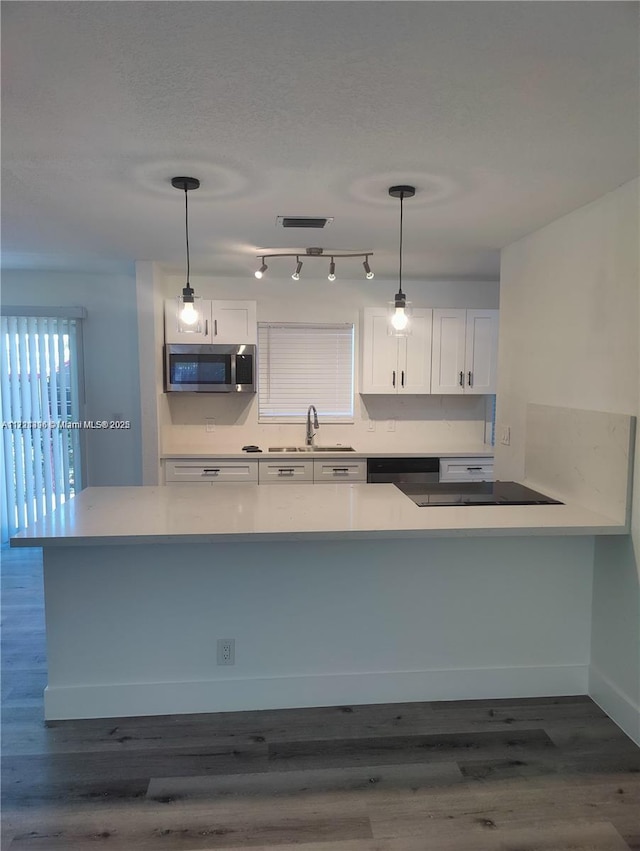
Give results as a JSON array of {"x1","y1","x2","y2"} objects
[{"x1": 306, "y1": 405, "x2": 319, "y2": 446}]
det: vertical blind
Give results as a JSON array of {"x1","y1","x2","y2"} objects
[
  {"x1": 0, "y1": 315, "x2": 82, "y2": 541},
  {"x1": 258, "y1": 322, "x2": 354, "y2": 421}
]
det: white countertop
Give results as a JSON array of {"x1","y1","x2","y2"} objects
[
  {"x1": 10, "y1": 483, "x2": 626, "y2": 547},
  {"x1": 160, "y1": 445, "x2": 494, "y2": 460}
]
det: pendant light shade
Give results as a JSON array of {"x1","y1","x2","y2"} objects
[
  {"x1": 172, "y1": 176, "x2": 202, "y2": 333},
  {"x1": 388, "y1": 185, "x2": 415, "y2": 336}
]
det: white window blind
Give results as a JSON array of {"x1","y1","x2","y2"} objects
[
  {"x1": 258, "y1": 323, "x2": 354, "y2": 422},
  {"x1": 0, "y1": 315, "x2": 83, "y2": 541}
]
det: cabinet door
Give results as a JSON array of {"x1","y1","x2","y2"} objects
[
  {"x1": 164, "y1": 299, "x2": 213, "y2": 344},
  {"x1": 211, "y1": 301, "x2": 257, "y2": 344},
  {"x1": 464, "y1": 309, "x2": 498, "y2": 394},
  {"x1": 313, "y1": 459, "x2": 367, "y2": 483},
  {"x1": 398, "y1": 309, "x2": 432, "y2": 394},
  {"x1": 258, "y1": 460, "x2": 313, "y2": 483},
  {"x1": 360, "y1": 309, "x2": 400, "y2": 394},
  {"x1": 165, "y1": 459, "x2": 258, "y2": 483},
  {"x1": 431, "y1": 309, "x2": 466, "y2": 394}
]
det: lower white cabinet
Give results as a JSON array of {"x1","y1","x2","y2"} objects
[
  {"x1": 258, "y1": 460, "x2": 313, "y2": 484},
  {"x1": 439, "y1": 456, "x2": 495, "y2": 482},
  {"x1": 313, "y1": 459, "x2": 367, "y2": 483},
  {"x1": 165, "y1": 459, "x2": 258, "y2": 484}
]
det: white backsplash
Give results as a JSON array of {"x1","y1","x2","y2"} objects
[
  {"x1": 161, "y1": 392, "x2": 491, "y2": 454},
  {"x1": 524, "y1": 403, "x2": 636, "y2": 524}
]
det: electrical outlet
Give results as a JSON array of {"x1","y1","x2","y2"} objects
[
  {"x1": 387, "y1": 419, "x2": 396, "y2": 432},
  {"x1": 500, "y1": 426, "x2": 511, "y2": 446},
  {"x1": 205, "y1": 418, "x2": 216, "y2": 433},
  {"x1": 217, "y1": 638, "x2": 235, "y2": 665},
  {"x1": 367, "y1": 419, "x2": 376, "y2": 432}
]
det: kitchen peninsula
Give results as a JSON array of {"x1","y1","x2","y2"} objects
[{"x1": 12, "y1": 425, "x2": 632, "y2": 721}]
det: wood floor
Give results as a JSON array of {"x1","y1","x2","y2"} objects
[{"x1": 2, "y1": 546, "x2": 639, "y2": 851}]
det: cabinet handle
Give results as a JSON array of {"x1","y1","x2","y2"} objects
[
  {"x1": 278, "y1": 468, "x2": 295, "y2": 475},
  {"x1": 401, "y1": 370, "x2": 405, "y2": 388},
  {"x1": 468, "y1": 371, "x2": 473, "y2": 387},
  {"x1": 202, "y1": 468, "x2": 221, "y2": 475},
  {"x1": 459, "y1": 371, "x2": 464, "y2": 387},
  {"x1": 214, "y1": 319, "x2": 218, "y2": 336},
  {"x1": 392, "y1": 370, "x2": 396, "y2": 388},
  {"x1": 466, "y1": 466, "x2": 482, "y2": 471},
  {"x1": 332, "y1": 468, "x2": 349, "y2": 474},
  {"x1": 204, "y1": 320, "x2": 209, "y2": 337}
]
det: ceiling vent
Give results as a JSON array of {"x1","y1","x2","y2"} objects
[{"x1": 276, "y1": 216, "x2": 334, "y2": 229}]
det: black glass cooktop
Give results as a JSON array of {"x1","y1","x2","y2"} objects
[{"x1": 395, "y1": 481, "x2": 563, "y2": 507}]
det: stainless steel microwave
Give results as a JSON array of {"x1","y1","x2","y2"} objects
[{"x1": 164, "y1": 344, "x2": 256, "y2": 393}]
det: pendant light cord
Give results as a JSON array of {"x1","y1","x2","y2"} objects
[
  {"x1": 184, "y1": 187, "x2": 190, "y2": 287},
  {"x1": 398, "y1": 191, "x2": 404, "y2": 298}
]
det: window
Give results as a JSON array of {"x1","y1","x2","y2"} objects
[
  {"x1": 0, "y1": 312, "x2": 84, "y2": 542},
  {"x1": 258, "y1": 323, "x2": 354, "y2": 422}
]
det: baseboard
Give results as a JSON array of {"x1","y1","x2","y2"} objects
[
  {"x1": 44, "y1": 664, "x2": 589, "y2": 720},
  {"x1": 589, "y1": 664, "x2": 640, "y2": 746}
]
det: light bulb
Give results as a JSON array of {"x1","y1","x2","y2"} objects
[
  {"x1": 180, "y1": 301, "x2": 199, "y2": 326},
  {"x1": 391, "y1": 307, "x2": 409, "y2": 330}
]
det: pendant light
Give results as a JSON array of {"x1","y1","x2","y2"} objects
[
  {"x1": 171, "y1": 176, "x2": 201, "y2": 331},
  {"x1": 388, "y1": 185, "x2": 415, "y2": 335}
]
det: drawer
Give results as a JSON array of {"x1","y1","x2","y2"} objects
[
  {"x1": 313, "y1": 458, "x2": 367, "y2": 483},
  {"x1": 165, "y1": 459, "x2": 258, "y2": 484},
  {"x1": 259, "y1": 460, "x2": 313, "y2": 483},
  {"x1": 439, "y1": 456, "x2": 494, "y2": 483}
]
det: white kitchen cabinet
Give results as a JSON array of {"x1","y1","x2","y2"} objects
[
  {"x1": 313, "y1": 458, "x2": 366, "y2": 483},
  {"x1": 258, "y1": 459, "x2": 313, "y2": 484},
  {"x1": 360, "y1": 308, "x2": 433, "y2": 394},
  {"x1": 165, "y1": 458, "x2": 258, "y2": 484},
  {"x1": 164, "y1": 299, "x2": 257, "y2": 344},
  {"x1": 439, "y1": 456, "x2": 495, "y2": 482},
  {"x1": 431, "y1": 309, "x2": 498, "y2": 394}
]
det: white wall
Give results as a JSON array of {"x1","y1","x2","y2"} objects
[
  {"x1": 44, "y1": 536, "x2": 594, "y2": 719},
  {"x1": 1, "y1": 270, "x2": 143, "y2": 487},
  {"x1": 496, "y1": 179, "x2": 640, "y2": 743},
  {"x1": 157, "y1": 272, "x2": 499, "y2": 455}
]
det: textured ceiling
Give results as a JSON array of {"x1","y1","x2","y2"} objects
[{"x1": 2, "y1": 1, "x2": 638, "y2": 281}]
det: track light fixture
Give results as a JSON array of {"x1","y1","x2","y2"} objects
[
  {"x1": 254, "y1": 249, "x2": 374, "y2": 281},
  {"x1": 255, "y1": 258, "x2": 268, "y2": 279},
  {"x1": 171, "y1": 176, "x2": 202, "y2": 331},
  {"x1": 292, "y1": 258, "x2": 303, "y2": 280},
  {"x1": 388, "y1": 185, "x2": 415, "y2": 335}
]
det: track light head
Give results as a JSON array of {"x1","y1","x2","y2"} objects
[
  {"x1": 328, "y1": 259, "x2": 336, "y2": 281},
  {"x1": 255, "y1": 259, "x2": 268, "y2": 279},
  {"x1": 363, "y1": 258, "x2": 374, "y2": 279},
  {"x1": 292, "y1": 258, "x2": 303, "y2": 281}
]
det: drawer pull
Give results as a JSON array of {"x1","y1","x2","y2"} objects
[
  {"x1": 332, "y1": 468, "x2": 349, "y2": 473},
  {"x1": 466, "y1": 466, "x2": 482, "y2": 471},
  {"x1": 202, "y1": 468, "x2": 221, "y2": 474},
  {"x1": 278, "y1": 468, "x2": 295, "y2": 475}
]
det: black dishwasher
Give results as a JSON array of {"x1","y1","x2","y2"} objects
[{"x1": 367, "y1": 457, "x2": 440, "y2": 484}]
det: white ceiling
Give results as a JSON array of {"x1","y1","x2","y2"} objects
[{"x1": 2, "y1": 1, "x2": 638, "y2": 282}]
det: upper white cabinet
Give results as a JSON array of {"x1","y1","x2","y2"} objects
[
  {"x1": 360, "y1": 308, "x2": 433, "y2": 394},
  {"x1": 164, "y1": 299, "x2": 257, "y2": 345},
  {"x1": 431, "y1": 309, "x2": 498, "y2": 395}
]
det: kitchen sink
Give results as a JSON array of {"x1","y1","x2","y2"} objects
[{"x1": 268, "y1": 446, "x2": 355, "y2": 453}]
